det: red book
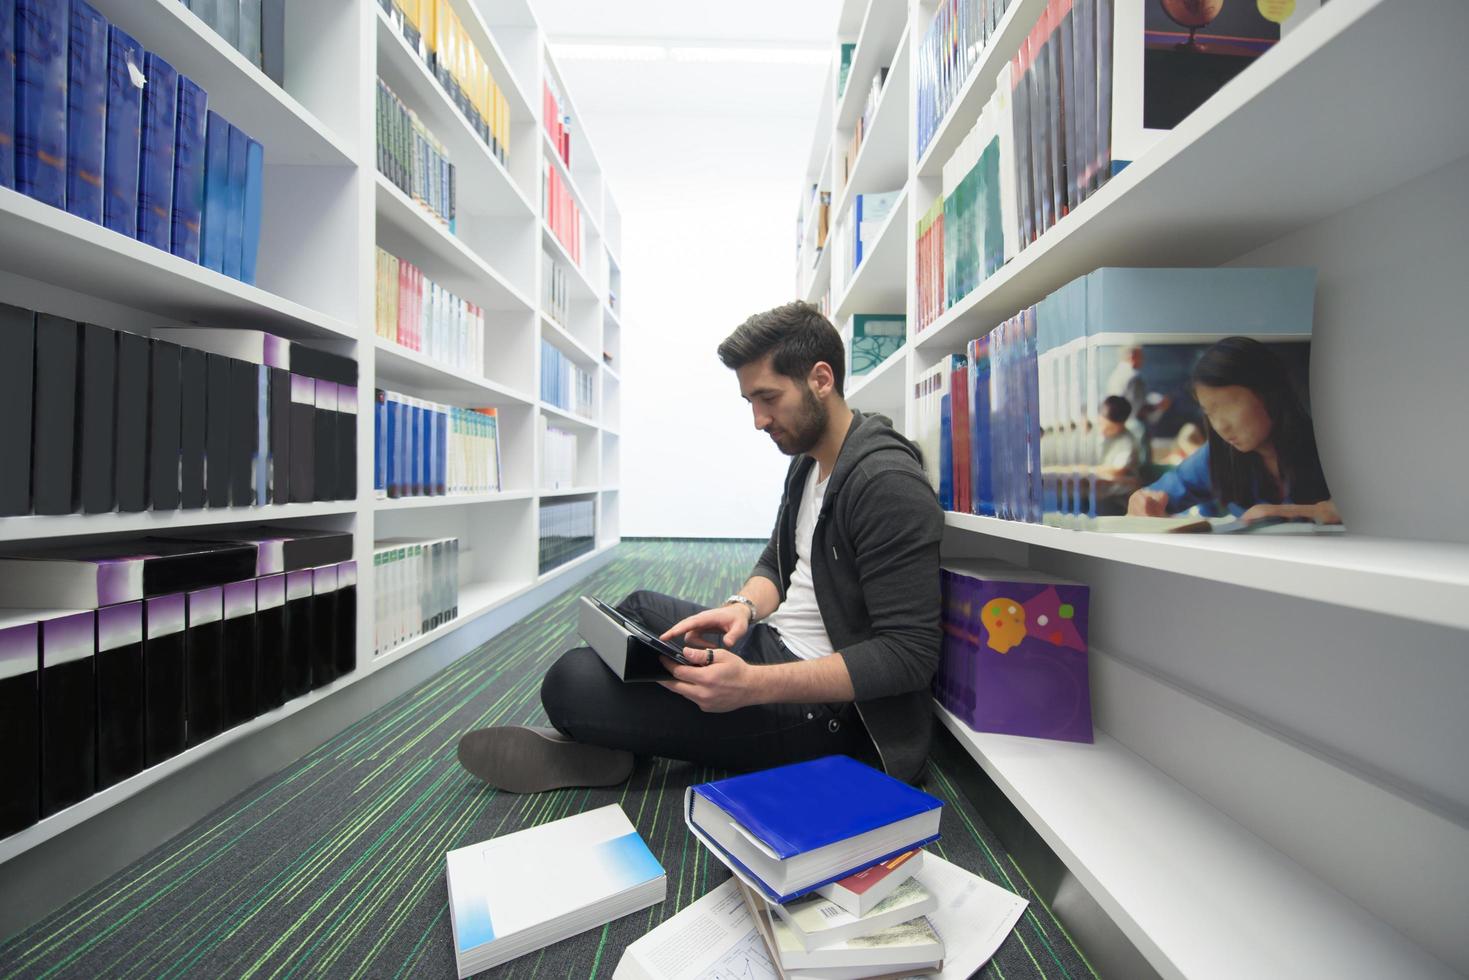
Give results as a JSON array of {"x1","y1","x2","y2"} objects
[{"x1": 815, "y1": 848, "x2": 926, "y2": 918}]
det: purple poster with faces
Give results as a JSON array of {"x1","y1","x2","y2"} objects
[{"x1": 936, "y1": 563, "x2": 1093, "y2": 744}]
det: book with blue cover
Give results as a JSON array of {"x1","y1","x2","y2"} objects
[
  {"x1": 240, "y1": 136, "x2": 263, "y2": 284},
  {"x1": 136, "y1": 52, "x2": 178, "y2": 250},
  {"x1": 684, "y1": 755, "x2": 943, "y2": 904},
  {"x1": 0, "y1": 0, "x2": 15, "y2": 189},
  {"x1": 446, "y1": 804, "x2": 664, "y2": 977},
  {"x1": 170, "y1": 75, "x2": 208, "y2": 262},
  {"x1": 200, "y1": 109, "x2": 229, "y2": 271},
  {"x1": 102, "y1": 24, "x2": 143, "y2": 236},
  {"x1": 14, "y1": 0, "x2": 68, "y2": 208},
  {"x1": 65, "y1": 0, "x2": 106, "y2": 222},
  {"x1": 222, "y1": 123, "x2": 247, "y2": 279}
]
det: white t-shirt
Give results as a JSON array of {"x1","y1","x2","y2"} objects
[{"x1": 763, "y1": 465, "x2": 835, "y2": 661}]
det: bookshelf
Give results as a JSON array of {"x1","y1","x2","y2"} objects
[
  {"x1": 0, "y1": 0, "x2": 624, "y2": 887},
  {"x1": 800, "y1": 0, "x2": 1469, "y2": 976}
]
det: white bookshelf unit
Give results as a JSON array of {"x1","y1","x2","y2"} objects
[
  {"x1": 0, "y1": 0, "x2": 624, "y2": 901},
  {"x1": 800, "y1": 0, "x2": 1469, "y2": 977}
]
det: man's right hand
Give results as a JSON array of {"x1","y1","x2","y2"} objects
[
  {"x1": 1127, "y1": 488, "x2": 1170, "y2": 517},
  {"x1": 661, "y1": 603, "x2": 752, "y2": 649}
]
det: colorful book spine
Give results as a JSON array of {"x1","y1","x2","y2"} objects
[
  {"x1": 102, "y1": 24, "x2": 143, "y2": 236},
  {"x1": 136, "y1": 52, "x2": 179, "y2": 250},
  {"x1": 65, "y1": 0, "x2": 107, "y2": 222},
  {"x1": 241, "y1": 136, "x2": 263, "y2": 284},
  {"x1": 170, "y1": 76, "x2": 209, "y2": 262},
  {"x1": 200, "y1": 109, "x2": 229, "y2": 271},
  {"x1": 0, "y1": 0, "x2": 15, "y2": 189},
  {"x1": 222, "y1": 123, "x2": 248, "y2": 279},
  {"x1": 14, "y1": 0, "x2": 69, "y2": 208}
]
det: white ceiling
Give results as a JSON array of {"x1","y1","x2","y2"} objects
[{"x1": 529, "y1": 0, "x2": 841, "y2": 44}]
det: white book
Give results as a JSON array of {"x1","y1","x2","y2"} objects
[
  {"x1": 446, "y1": 804, "x2": 665, "y2": 978},
  {"x1": 776, "y1": 872, "x2": 936, "y2": 952},
  {"x1": 816, "y1": 847, "x2": 924, "y2": 917}
]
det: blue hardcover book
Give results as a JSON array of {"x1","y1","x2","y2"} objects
[
  {"x1": 240, "y1": 136, "x2": 262, "y2": 283},
  {"x1": 136, "y1": 52, "x2": 178, "y2": 250},
  {"x1": 684, "y1": 755, "x2": 943, "y2": 904},
  {"x1": 64, "y1": 0, "x2": 106, "y2": 220},
  {"x1": 938, "y1": 392, "x2": 953, "y2": 511},
  {"x1": 435, "y1": 405, "x2": 446, "y2": 495},
  {"x1": 409, "y1": 400, "x2": 422, "y2": 496},
  {"x1": 170, "y1": 75, "x2": 207, "y2": 262},
  {"x1": 384, "y1": 392, "x2": 399, "y2": 498},
  {"x1": 374, "y1": 390, "x2": 385, "y2": 497},
  {"x1": 14, "y1": 0, "x2": 69, "y2": 208},
  {"x1": 0, "y1": 0, "x2": 15, "y2": 188},
  {"x1": 222, "y1": 123, "x2": 246, "y2": 279},
  {"x1": 102, "y1": 24, "x2": 143, "y2": 236},
  {"x1": 199, "y1": 110, "x2": 228, "y2": 271}
]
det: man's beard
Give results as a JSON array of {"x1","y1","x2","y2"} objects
[{"x1": 775, "y1": 387, "x2": 828, "y2": 456}]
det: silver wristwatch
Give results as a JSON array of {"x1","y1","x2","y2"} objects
[{"x1": 724, "y1": 594, "x2": 758, "y2": 624}]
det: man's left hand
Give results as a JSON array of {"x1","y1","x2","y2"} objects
[{"x1": 658, "y1": 648, "x2": 760, "y2": 713}]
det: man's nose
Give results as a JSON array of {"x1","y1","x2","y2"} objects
[{"x1": 753, "y1": 409, "x2": 771, "y2": 430}]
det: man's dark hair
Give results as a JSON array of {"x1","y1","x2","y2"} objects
[
  {"x1": 1101, "y1": 395, "x2": 1132, "y2": 424},
  {"x1": 717, "y1": 300, "x2": 846, "y2": 397}
]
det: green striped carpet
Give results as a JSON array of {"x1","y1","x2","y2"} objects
[{"x1": 0, "y1": 540, "x2": 1096, "y2": 980}]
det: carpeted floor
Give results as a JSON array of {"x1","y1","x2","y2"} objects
[{"x1": 0, "y1": 540, "x2": 1096, "y2": 980}]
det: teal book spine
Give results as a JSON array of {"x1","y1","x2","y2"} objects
[
  {"x1": 222, "y1": 123, "x2": 248, "y2": 280},
  {"x1": 240, "y1": 137, "x2": 263, "y2": 284}
]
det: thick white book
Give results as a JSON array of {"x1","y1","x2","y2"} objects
[
  {"x1": 446, "y1": 804, "x2": 665, "y2": 978},
  {"x1": 775, "y1": 871, "x2": 936, "y2": 952}
]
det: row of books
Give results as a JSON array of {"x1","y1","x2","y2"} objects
[
  {"x1": 538, "y1": 498, "x2": 592, "y2": 574},
  {"x1": 542, "y1": 247, "x2": 570, "y2": 327},
  {"x1": 916, "y1": 0, "x2": 1319, "y2": 331},
  {"x1": 179, "y1": 0, "x2": 284, "y2": 84},
  {"x1": 7, "y1": 1, "x2": 264, "y2": 282},
  {"x1": 540, "y1": 419, "x2": 578, "y2": 491},
  {"x1": 373, "y1": 390, "x2": 501, "y2": 499},
  {"x1": 376, "y1": 77, "x2": 456, "y2": 231},
  {"x1": 372, "y1": 535, "x2": 459, "y2": 656},
  {"x1": 380, "y1": 0, "x2": 513, "y2": 166},
  {"x1": 542, "y1": 156, "x2": 582, "y2": 265},
  {"x1": 915, "y1": 267, "x2": 1330, "y2": 532},
  {"x1": 540, "y1": 338, "x2": 593, "y2": 418},
  {"x1": 542, "y1": 78, "x2": 571, "y2": 167},
  {"x1": 374, "y1": 246, "x2": 487, "y2": 374},
  {"x1": 0, "y1": 527, "x2": 355, "y2": 837},
  {"x1": 916, "y1": 0, "x2": 1015, "y2": 161},
  {"x1": 0, "y1": 309, "x2": 356, "y2": 517},
  {"x1": 842, "y1": 65, "x2": 889, "y2": 185}
]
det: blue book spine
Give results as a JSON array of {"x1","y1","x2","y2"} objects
[
  {"x1": 136, "y1": 51, "x2": 178, "y2": 250},
  {"x1": 240, "y1": 136, "x2": 263, "y2": 284},
  {"x1": 0, "y1": 0, "x2": 15, "y2": 188},
  {"x1": 384, "y1": 393, "x2": 398, "y2": 498},
  {"x1": 938, "y1": 392, "x2": 953, "y2": 511},
  {"x1": 374, "y1": 391, "x2": 385, "y2": 496},
  {"x1": 199, "y1": 109, "x2": 229, "y2": 271},
  {"x1": 436, "y1": 407, "x2": 446, "y2": 494},
  {"x1": 102, "y1": 24, "x2": 143, "y2": 236},
  {"x1": 14, "y1": 0, "x2": 69, "y2": 208},
  {"x1": 170, "y1": 75, "x2": 207, "y2": 262},
  {"x1": 64, "y1": 0, "x2": 106, "y2": 222},
  {"x1": 407, "y1": 401, "x2": 420, "y2": 497},
  {"x1": 222, "y1": 123, "x2": 247, "y2": 279}
]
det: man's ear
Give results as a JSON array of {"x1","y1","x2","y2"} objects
[{"x1": 809, "y1": 361, "x2": 835, "y2": 398}]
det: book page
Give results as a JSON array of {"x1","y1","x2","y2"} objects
[{"x1": 614, "y1": 879, "x2": 780, "y2": 980}]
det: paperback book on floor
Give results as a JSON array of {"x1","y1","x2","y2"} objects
[{"x1": 445, "y1": 804, "x2": 665, "y2": 977}]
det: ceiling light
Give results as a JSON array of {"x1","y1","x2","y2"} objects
[
  {"x1": 553, "y1": 43, "x2": 668, "y2": 62},
  {"x1": 670, "y1": 46, "x2": 830, "y2": 65}
]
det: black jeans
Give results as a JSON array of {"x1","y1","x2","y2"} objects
[{"x1": 541, "y1": 590, "x2": 881, "y2": 773}]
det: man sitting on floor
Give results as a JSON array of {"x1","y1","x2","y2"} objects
[{"x1": 456, "y1": 300, "x2": 944, "y2": 790}]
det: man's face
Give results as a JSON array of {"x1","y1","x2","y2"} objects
[{"x1": 736, "y1": 357, "x2": 828, "y2": 456}]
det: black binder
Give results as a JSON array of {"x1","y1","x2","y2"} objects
[
  {"x1": 0, "y1": 304, "x2": 36, "y2": 516},
  {"x1": 114, "y1": 331, "x2": 151, "y2": 513},
  {"x1": 95, "y1": 601, "x2": 146, "y2": 790},
  {"x1": 148, "y1": 340, "x2": 183, "y2": 510},
  {"x1": 314, "y1": 381, "x2": 336, "y2": 502},
  {"x1": 32, "y1": 316, "x2": 80, "y2": 515},
  {"x1": 310, "y1": 564, "x2": 338, "y2": 688},
  {"x1": 337, "y1": 384, "x2": 357, "y2": 500},
  {"x1": 78, "y1": 323, "x2": 118, "y2": 514},
  {"x1": 40, "y1": 610, "x2": 97, "y2": 817},
  {"x1": 221, "y1": 579, "x2": 257, "y2": 728},
  {"x1": 143, "y1": 594, "x2": 187, "y2": 766},
  {"x1": 184, "y1": 586, "x2": 224, "y2": 748},
  {"x1": 288, "y1": 375, "x2": 314, "y2": 503},
  {"x1": 283, "y1": 570, "x2": 313, "y2": 698},
  {"x1": 0, "y1": 617, "x2": 40, "y2": 835},
  {"x1": 269, "y1": 366, "x2": 290, "y2": 504},
  {"x1": 179, "y1": 346, "x2": 207, "y2": 509},
  {"x1": 334, "y1": 560, "x2": 357, "y2": 679},
  {"x1": 172, "y1": 525, "x2": 353, "y2": 575},
  {"x1": 205, "y1": 353, "x2": 231, "y2": 507},
  {"x1": 254, "y1": 573, "x2": 286, "y2": 712},
  {"x1": 229, "y1": 357, "x2": 256, "y2": 506},
  {"x1": 0, "y1": 539, "x2": 257, "y2": 607}
]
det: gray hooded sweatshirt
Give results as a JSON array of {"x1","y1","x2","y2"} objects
[{"x1": 750, "y1": 410, "x2": 944, "y2": 783}]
